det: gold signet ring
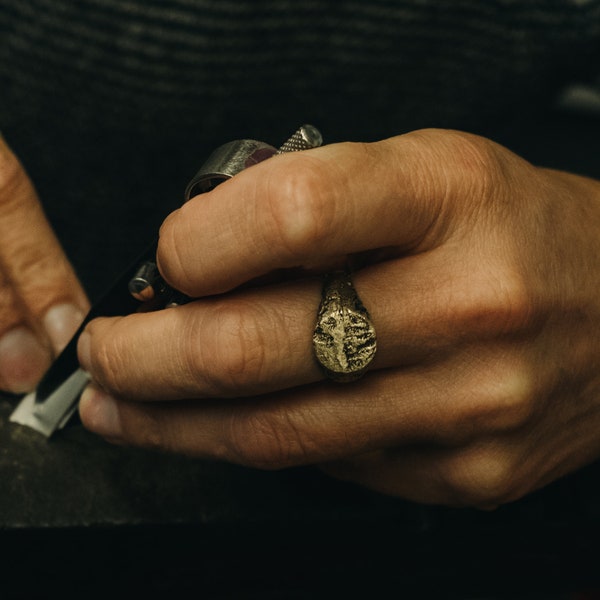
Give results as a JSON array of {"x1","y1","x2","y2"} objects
[{"x1": 312, "y1": 271, "x2": 377, "y2": 382}]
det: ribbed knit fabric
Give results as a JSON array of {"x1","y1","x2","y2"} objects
[
  {"x1": 2, "y1": 0, "x2": 600, "y2": 138},
  {"x1": 0, "y1": 1, "x2": 600, "y2": 296}
]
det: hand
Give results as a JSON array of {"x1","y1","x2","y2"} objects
[
  {"x1": 77, "y1": 129, "x2": 600, "y2": 508},
  {"x1": 0, "y1": 136, "x2": 88, "y2": 393}
]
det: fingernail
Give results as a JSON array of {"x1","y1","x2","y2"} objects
[
  {"x1": 43, "y1": 303, "x2": 86, "y2": 353},
  {"x1": 77, "y1": 330, "x2": 91, "y2": 372},
  {"x1": 0, "y1": 327, "x2": 51, "y2": 393},
  {"x1": 79, "y1": 384, "x2": 122, "y2": 438}
]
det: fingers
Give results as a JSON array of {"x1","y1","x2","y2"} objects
[
  {"x1": 76, "y1": 259, "x2": 434, "y2": 402},
  {"x1": 157, "y1": 129, "x2": 509, "y2": 297},
  {"x1": 79, "y1": 336, "x2": 536, "y2": 467},
  {"x1": 78, "y1": 379, "x2": 531, "y2": 509},
  {"x1": 0, "y1": 137, "x2": 88, "y2": 391},
  {"x1": 79, "y1": 230, "x2": 533, "y2": 404},
  {"x1": 78, "y1": 280, "x2": 322, "y2": 401},
  {"x1": 78, "y1": 369, "x2": 453, "y2": 464}
]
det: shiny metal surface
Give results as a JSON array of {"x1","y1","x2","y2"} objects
[{"x1": 184, "y1": 139, "x2": 277, "y2": 199}]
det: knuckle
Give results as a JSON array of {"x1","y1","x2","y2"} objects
[
  {"x1": 484, "y1": 365, "x2": 538, "y2": 431},
  {"x1": 475, "y1": 383, "x2": 535, "y2": 434},
  {"x1": 456, "y1": 368, "x2": 537, "y2": 435},
  {"x1": 490, "y1": 265, "x2": 538, "y2": 331},
  {"x1": 8, "y1": 247, "x2": 64, "y2": 292},
  {"x1": 266, "y1": 157, "x2": 333, "y2": 259},
  {"x1": 399, "y1": 130, "x2": 511, "y2": 239},
  {"x1": 454, "y1": 262, "x2": 538, "y2": 336},
  {"x1": 225, "y1": 407, "x2": 313, "y2": 470},
  {"x1": 441, "y1": 447, "x2": 518, "y2": 507},
  {"x1": 408, "y1": 129, "x2": 504, "y2": 193},
  {"x1": 442, "y1": 130, "x2": 505, "y2": 187},
  {"x1": 499, "y1": 285, "x2": 536, "y2": 334},
  {"x1": 447, "y1": 130, "x2": 501, "y2": 166},
  {"x1": 186, "y1": 301, "x2": 269, "y2": 396}
]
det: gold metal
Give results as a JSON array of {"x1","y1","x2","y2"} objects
[{"x1": 313, "y1": 271, "x2": 377, "y2": 382}]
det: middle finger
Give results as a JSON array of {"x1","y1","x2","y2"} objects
[{"x1": 78, "y1": 250, "x2": 464, "y2": 401}]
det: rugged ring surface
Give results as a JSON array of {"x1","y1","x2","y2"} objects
[{"x1": 312, "y1": 271, "x2": 377, "y2": 382}]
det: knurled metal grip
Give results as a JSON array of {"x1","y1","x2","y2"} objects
[
  {"x1": 276, "y1": 124, "x2": 323, "y2": 154},
  {"x1": 185, "y1": 124, "x2": 324, "y2": 199}
]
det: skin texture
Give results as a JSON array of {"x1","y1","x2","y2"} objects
[
  {"x1": 8, "y1": 127, "x2": 599, "y2": 509},
  {"x1": 0, "y1": 136, "x2": 88, "y2": 393}
]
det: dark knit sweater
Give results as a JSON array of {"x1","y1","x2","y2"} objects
[{"x1": 1, "y1": 0, "x2": 600, "y2": 297}]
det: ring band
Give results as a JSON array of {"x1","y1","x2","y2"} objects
[{"x1": 312, "y1": 270, "x2": 377, "y2": 382}]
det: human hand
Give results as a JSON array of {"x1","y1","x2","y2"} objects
[
  {"x1": 0, "y1": 136, "x2": 88, "y2": 393},
  {"x1": 77, "y1": 129, "x2": 600, "y2": 508}
]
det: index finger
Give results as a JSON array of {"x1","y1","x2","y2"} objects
[
  {"x1": 157, "y1": 129, "x2": 499, "y2": 298},
  {"x1": 0, "y1": 137, "x2": 89, "y2": 348}
]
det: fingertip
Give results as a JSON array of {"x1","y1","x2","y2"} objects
[
  {"x1": 43, "y1": 303, "x2": 86, "y2": 354},
  {"x1": 0, "y1": 327, "x2": 51, "y2": 393},
  {"x1": 79, "y1": 384, "x2": 123, "y2": 439}
]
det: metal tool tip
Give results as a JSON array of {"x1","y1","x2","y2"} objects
[
  {"x1": 128, "y1": 278, "x2": 155, "y2": 301},
  {"x1": 9, "y1": 369, "x2": 90, "y2": 438},
  {"x1": 299, "y1": 124, "x2": 323, "y2": 147},
  {"x1": 277, "y1": 124, "x2": 323, "y2": 154}
]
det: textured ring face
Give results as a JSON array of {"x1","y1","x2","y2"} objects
[{"x1": 312, "y1": 271, "x2": 377, "y2": 382}]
